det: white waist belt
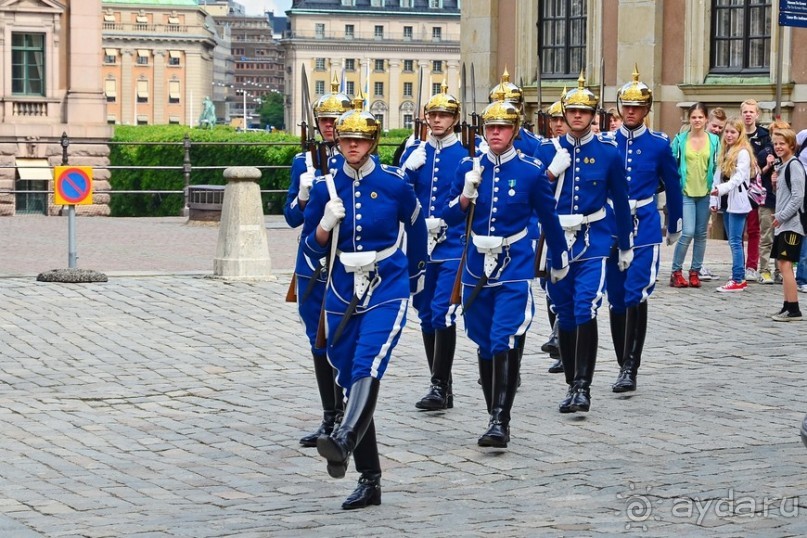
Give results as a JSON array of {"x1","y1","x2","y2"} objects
[
  {"x1": 337, "y1": 245, "x2": 397, "y2": 302},
  {"x1": 470, "y1": 227, "x2": 528, "y2": 277},
  {"x1": 558, "y1": 208, "x2": 606, "y2": 250}
]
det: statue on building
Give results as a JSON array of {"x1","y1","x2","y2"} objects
[{"x1": 199, "y1": 96, "x2": 216, "y2": 129}]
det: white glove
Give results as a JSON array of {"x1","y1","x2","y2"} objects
[
  {"x1": 618, "y1": 249, "x2": 634, "y2": 272},
  {"x1": 548, "y1": 148, "x2": 571, "y2": 178},
  {"x1": 478, "y1": 139, "x2": 489, "y2": 154},
  {"x1": 550, "y1": 265, "x2": 569, "y2": 283},
  {"x1": 319, "y1": 198, "x2": 345, "y2": 232},
  {"x1": 462, "y1": 168, "x2": 482, "y2": 200},
  {"x1": 666, "y1": 231, "x2": 682, "y2": 246},
  {"x1": 403, "y1": 144, "x2": 427, "y2": 171},
  {"x1": 297, "y1": 168, "x2": 315, "y2": 202}
]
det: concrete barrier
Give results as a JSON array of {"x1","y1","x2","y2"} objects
[{"x1": 212, "y1": 167, "x2": 273, "y2": 280}]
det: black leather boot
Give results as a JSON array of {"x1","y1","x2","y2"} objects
[
  {"x1": 515, "y1": 334, "x2": 525, "y2": 388},
  {"x1": 541, "y1": 298, "x2": 559, "y2": 355},
  {"x1": 478, "y1": 349, "x2": 519, "y2": 448},
  {"x1": 343, "y1": 420, "x2": 381, "y2": 509},
  {"x1": 477, "y1": 352, "x2": 493, "y2": 414},
  {"x1": 300, "y1": 353, "x2": 339, "y2": 447},
  {"x1": 557, "y1": 327, "x2": 577, "y2": 413},
  {"x1": 613, "y1": 302, "x2": 647, "y2": 393},
  {"x1": 570, "y1": 319, "x2": 598, "y2": 413},
  {"x1": 317, "y1": 377, "x2": 379, "y2": 479},
  {"x1": 547, "y1": 320, "x2": 563, "y2": 372},
  {"x1": 416, "y1": 326, "x2": 456, "y2": 410},
  {"x1": 609, "y1": 309, "x2": 627, "y2": 368}
]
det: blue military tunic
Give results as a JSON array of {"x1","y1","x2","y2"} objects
[
  {"x1": 607, "y1": 124, "x2": 683, "y2": 312},
  {"x1": 443, "y1": 146, "x2": 568, "y2": 357},
  {"x1": 513, "y1": 127, "x2": 542, "y2": 157},
  {"x1": 546, "y1": 131, "x2": 633, "y2": 330},
  {"x1": 400, "y1": 132, "x2": 467, "y2": 332},
  {"x1": 302, "y1": 157, "x2": 428, "y2": 390},
  {"x1": 283, "y1": 145, "x2": 343, "y2": 352}
]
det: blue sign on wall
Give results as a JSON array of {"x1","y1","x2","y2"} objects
[{"x1": 780, "y1": 0, "x2": 807, "y2": 28}]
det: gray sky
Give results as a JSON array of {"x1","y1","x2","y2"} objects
[{"x1": 238, "y1": 0, "x2": 293, "y2": 16}]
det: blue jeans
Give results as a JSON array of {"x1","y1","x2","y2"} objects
[
  {"x1": 723, "y1": 212, "x2": 748, "y2": 282},
  {"x1": 796, "y1": 240, "x2": 807, "y2": 286},
  {"x1": 671, "y1": 194, "x2": 711, "y2": 272}
]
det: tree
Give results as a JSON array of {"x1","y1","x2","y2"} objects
[{"x1": 258, "y1": 91, "x2": 285, "y2": 131}]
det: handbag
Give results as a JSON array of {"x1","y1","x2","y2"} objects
[{"x1": 747, "y1": 172, "x2": 766, "y2": 205}]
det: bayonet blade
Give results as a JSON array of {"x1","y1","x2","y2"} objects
[
  {"x1": 301, "y1": 65, "x2": 317, "y2": 141},
  {"x1": 460, "y1": 62, "x2": 467, "y2": 124}
]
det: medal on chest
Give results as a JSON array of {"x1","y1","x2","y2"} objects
[{"x1": 508, "y1": 179, "x2": 516, "y2": 197}]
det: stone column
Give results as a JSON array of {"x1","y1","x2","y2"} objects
[
  {"x1": 153, "y1": 50, "x2": 166, "y2": 124},
  {"x1": 65, "y1": 0, "x2": 109, "y2": 129},
  {"x1": 388, "y1": 59, "x2": 401, "y2": 129},
  {"x1": 121, "y1": 50, "x2": 134, "y2": 125},
  {"x1": 616, "y1": 0, "x2": 661, "y2": 102},
  {"x1": 213, "y1": 167, "x2": 273, "y2": 280}
]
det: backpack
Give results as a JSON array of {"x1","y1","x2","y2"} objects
[
  {"x1": 746, "y1": 171, "x2": 766, "y2": 205},
  {"x1": 782, "y1": 160, "x2": 807, "y2": 233}
]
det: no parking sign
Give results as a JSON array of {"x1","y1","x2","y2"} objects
[{"x1": 54, "y1": 166, "x2": 93, "y2": 205}]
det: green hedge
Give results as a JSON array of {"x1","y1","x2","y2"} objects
[{"x1": 109, "y1": 125, "x2": 409, "y2": 217}]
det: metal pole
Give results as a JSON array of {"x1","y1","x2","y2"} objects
[
  {"x1": 243, "y1": 90, "x2": 247, "y2": 129},
  {"x1": 182, "y1": 134, "x2": 191, "y2": 217},
  {"x1": 68, "y1": 205, "x2": 77, "y2": 268},
  {"x1": 775, "y1": 24, "x2": 784, "y2": 119}
]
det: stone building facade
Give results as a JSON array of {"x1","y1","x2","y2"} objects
[
  {"x1": 464, "y1": 0, "x2": 807, "y2": 136},
  {"x1": 282, "y1": 0, "x2": 461, "y2": 133},
  {"x1": 0, "y1": 0, "x2": 112, "y2": 216}
]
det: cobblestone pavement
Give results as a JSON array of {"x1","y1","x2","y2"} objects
[{"x1": 1, "y1": 216, "x2": 806, "y2": 537}]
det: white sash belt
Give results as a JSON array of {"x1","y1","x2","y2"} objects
[
  {"x1": 471, "y1": 227, "x2": 528, "y2": 278},
  {"x1": 558, "y1": 208, "x2": 606, "y2": 250},
  {"x1": 424, "y1": 217, "x2": 447, "y2": 256},
  {"x1": 338, "y1": 245, "x2": 397, "y2": 303}
]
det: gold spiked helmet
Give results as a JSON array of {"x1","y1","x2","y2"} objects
[
  {"x1": 335, "y1": 91, "x2": 380, "y2": 151},
  {"x1": 488, "y1": 68, "x2": 524, "y2": 111},
  {"x1": 562, "y1": 72, "x2": 598, "y2": 112},
  {"x1": 424, "y1": 79, "x2": 460, "y2": 117},
  {"x1": 617, "y1": 64, "x2": 653, "y2": 108},
  {"x1": 314, "y1": 73, "x2": 352, "y2": 120}
]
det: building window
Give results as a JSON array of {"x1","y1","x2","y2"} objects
[
  {"x1": 169, "y1": 116, "x2": 181, "y2": 124},
  {"x1": 403, "y1": 82, "x2": 413, "y2": 97},
  {"x1": 345, "y1": 58, "x2": 355, "y2": 71},
  {"x1": 169, "y1": 80, "x2": 181, "y2": 104},
  {"x1": 432, "y1": 60, "x2": 443, "y2": 73},
  {"x1": 539, "y1": 0, "x2": 587, "y2": 77},
  {"x1": 11, "y1": 33, "x2": 45, "y2": 96},
  {"x1": 315, "y1": 23, "x2": 325, "y2": 39},
  {"x1": 346, "y1": 81, "x2": 355, "y2": 95},
  {"x1": 432, "y1": 27, "x2": 442, "y2": 41},
  {"x1": 374, "y1": 59, "x2": 385, "y2": 71},
  {"x1": 137, "y1": 115, "x2": 149, "y2": 125},
  {"x1": 137, "y1": 80, "x2": 149, "y2": 103},
  {"x1": 137, "y1": 49, "x2": 150, "y2": 65},
  {"x1": 341, "y1": 0, "x2": 356, "y2": 5},
  {"x1": 432, "y1": 82, "x2": 441, "y2": 95},
  {"x1": 374, "y1": 25, "x2": 384, "y2": 39},
  {"x1": 105, "y1": 79, "x2": 117, "y2": 103},
  {"x1": 403, "y1": 26, "x2": 413, "y2": 40},
  {"x1": 403, "y1": 113, "x2": 413, "y2": 129},
  {"x1": 168, "y1": 50, "x2": 181, "y2": 66},
  {"x1": 107, "y1": 115, "x2": 117, "y2": 125},
  {"x1": 104, "y1": 48, "x2": 118, "y2": 64},
  {"x1": 711, "y1": 0, "x2": 771, "y2": 73},
  {"x1": 374, "y1": 82, "x2": 384, "y2": 96},
  {"x1": 429, "y1": 0, "x2": 443, "y2": 7},
  {"x1": 316, "y1": 58, "x2": 326, "y2": 71},
  {"x1": 400, "y1": 0, "x2": 413, "y2": 6},
  {"x1": 371, "y1": 0, "x2": 385, "y2": 6},
  {"x1": 404, "y1": 59, "x2": 414, "y2": 72},
  {"x1": 345, "y1": 24, "x2": 354, "y2": 38},
  {"x1": 316, "y1": 80, "x2": 325, "y2": 95}
]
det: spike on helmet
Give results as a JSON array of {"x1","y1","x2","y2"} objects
[
  {"x1": 335, "y1": 91, "x2": 380, "y2": 151},
  {"x1": 314, "y1": 73, "x2": 352, "y2": 120},
  {"x1": 481, "y1": 87, "x2": 521, "y2": 136},
  {"x1": 488, "y1": 68, "x2": 524, "y2": 109},
  {"x1": 562, "y1": 72, "x2": 598, "y2": 112},
  {"x1": 617, "y1": 64, "x2": 653, "y2": 108},
  {"x1": 424, "y1": 80, "x2": 460, "y2": 117}
]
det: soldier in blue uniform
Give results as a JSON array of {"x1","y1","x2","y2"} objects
[
  {"x1": 607, "y1": 67, "x2": 683, "y2": 393},
  {"x1": 303, "y1": 93, "x2": 428, "y2": 509},
  {"x1": 534, "y1": 94, "x2": 568, "y2": 374},
  {"x1": 283, "y1": 75, "x2": 350, "y2": 448},
  {"x1": 489, "y1": 69, "x2": 543, "y2": 157},
  {"x1": 399, "y1": 82, "x2": 467, "y2": 411},
  {"x1": 443, "y1": 90, "x2": 570, "y2": 448},
  {"x1": 545, "y1": 74, "x2": 634, "y2": 414}
]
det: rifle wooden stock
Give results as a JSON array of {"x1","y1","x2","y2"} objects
[
  {"x1": 450, "y1": 202, "x2": 474, "y2": 306},
  {"x1": 599, "y1": 109, "x2": 613, "y2": 133},
  {"x1": 419, "y1": 120, "x2": 429, "y2": 141},
  {"x1": 285, "y1": 274, "x2": 298, "y2": 302},
  {"x1": 318, "y1": 143, "x2": 329, "y2": 174},
  {"x1": 314, "y1": 304, "x2": 327, "y2": 349}
]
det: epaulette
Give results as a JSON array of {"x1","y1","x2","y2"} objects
[
  {"x1": 596, "y1": 132, "x2": 618, "y2": 146},
  {"x1": 293, "y1": 152, "x2": 306, "y2": 161},
  {"x1": 380, "y1": 163, "x2": 406, "y2": 180},
  {"x1": 539, "y1": 138, "x2": 555, "y2": 147},
  {"x1": 648, "y1": 130, "x2": 670, "y2": 142},
  {"x1": 517, "y1": 152, "x2": 542, "y2": 168}
]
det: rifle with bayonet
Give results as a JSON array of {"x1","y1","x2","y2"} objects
[
  {"x1": 450, "y1": 63, "x2": 479, "y2": 306},
  {"x1": 534, "y1": 49, "x2": 551, "y2": 139},
  {"x1": 597, "y1": 57, "x2": 612, "y2": 133},
  {"x1": 520, "y1": 76, "x2": 534, "y2": 133},
  {"x1": 413, "y1": 65, "x2": 428, "y2": 142}
]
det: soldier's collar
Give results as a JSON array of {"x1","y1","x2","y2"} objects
[
  {"x1": 619, "y1": 124, "x2": 647, "y2": 139},
  {"x1": 486, "y1": 146, "x2": 517, "y2": 165},
  {"x1": 565, "y1": 130, "x2": 594, "y2": 146},
  {"x1": 342, "y1": 157, "x2": 376, "y2": 179},
  {"x1": 428, "y1": 132, "x2": 459, "y2": 149}
]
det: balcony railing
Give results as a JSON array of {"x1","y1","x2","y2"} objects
[
  {"x1": 282, "y1": 30, "x2": 458, "y2": 42},
  {"x1": 103, "y1": 22, "x2": 190, "y2": 34}
]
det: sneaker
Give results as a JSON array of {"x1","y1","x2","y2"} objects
[
  {"x1": 774, "y1": 271, "x2": 784, "y2": 284},
  {"x1": 698, "y1": 267, "x2": 718, "y2": 281},
  {"x1": 745, "y1": 268, "x2": 760, "y2": 282},
  {"x1": 688, "y1": 269, "x2": 701, "y2": 288},
  {"x1": 670, "y1": 270, "x2": 689, "y2": 288},
  {"x1": 798, "y1": 284, "x2": 807, "y2": 293},
  {"x1": 758, "y1": 270, "x2": 774, "y2": 284},
  {"x1": 771, "y1": 310, "x2": 803, "y2": 322},
  {"x1": 716, "y1": 280, "x2": 747, "y2": 292}
]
